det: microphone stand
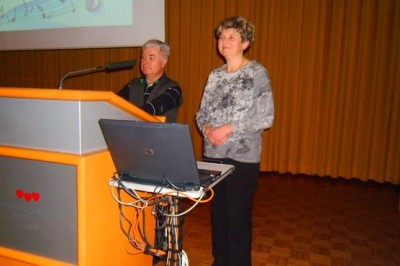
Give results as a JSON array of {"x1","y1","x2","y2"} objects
[
  {"x1": 57, "y1": 60, "x2": 136, "y2": 89},
  {"x1": 58, "y1": 66, "x2": 105, "y2": 90}
]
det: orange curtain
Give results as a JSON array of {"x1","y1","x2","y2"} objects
[
  {"x1": 165, "y1": 0, "x2": 400, "y2": 184},
  {"x1": 0, "y1": 0, "x2": 399, "y2": 184}
]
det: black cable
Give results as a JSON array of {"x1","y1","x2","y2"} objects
[
  {"x1": 154, "y1": 197, "x2": 170, "y2": 250},
  {"x1": 117, "y1": 174, "x2": 155, "y2": 202},
  {"x1": 163, "y1": 173, "x2": 185, "y2": 192},
  {"x1": 137, "y1": 205, "x2": 163, "y2": 257}
]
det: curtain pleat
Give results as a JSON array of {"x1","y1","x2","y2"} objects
[
  {"x1": 0, "y1": 0, "x2": 399, "y2": 184},
  {"x1": 167, "y1": 0, "x2": 400, "y2": 184}
]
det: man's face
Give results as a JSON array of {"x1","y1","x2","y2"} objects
[{"x1": 140, "y1": 46, "x2": 167, "y2": 78}]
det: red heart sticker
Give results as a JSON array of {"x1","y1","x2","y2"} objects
[
  {"x1": 16, "y1": 189, "x2": 24, "y2": 199},
  {"x1": 24, "y1": 193, "x2": 32, "y2": 202},
  {"x1": 32, "y1": 192, "x2": 40, "y2": 202}
]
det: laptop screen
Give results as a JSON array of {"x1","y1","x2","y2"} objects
[{"x1": 98, "y1": 119, "x2": 202, "y2": 191}]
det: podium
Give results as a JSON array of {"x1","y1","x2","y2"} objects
[{"x1": 0, "y1": 88, "x2": 162, "y2": 266}]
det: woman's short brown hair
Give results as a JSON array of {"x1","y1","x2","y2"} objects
[{"x1": 215, "y1": 16, "x2": 255, "y2": 48}]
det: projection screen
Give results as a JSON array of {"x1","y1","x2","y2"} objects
[{"x1": 0, "y1": 0, "x2": 165, "y2": 51}]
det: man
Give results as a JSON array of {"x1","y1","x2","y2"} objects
[{"x1": 118, "y1": 39, "x2": 182, "y2": 122}]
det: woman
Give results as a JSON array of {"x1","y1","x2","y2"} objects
[{"x1": 196, "y1": 16, "x2": 274, "y2": 266}]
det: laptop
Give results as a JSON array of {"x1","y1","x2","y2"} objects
[{"x1": 98, "y1": 119, "x2": 222, "y2": 191}]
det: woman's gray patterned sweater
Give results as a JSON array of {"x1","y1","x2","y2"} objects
[{"x1": 196, "y1": 60, "x2": 274, "y2": 163}]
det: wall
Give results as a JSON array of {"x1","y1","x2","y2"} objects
[{"x1": 1, "y1": 0, "x2": 399, "y2": 184}]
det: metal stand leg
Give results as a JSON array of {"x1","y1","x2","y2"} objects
[{"x1": 154, "y1": 196, "x2": 185, "y2": 266}]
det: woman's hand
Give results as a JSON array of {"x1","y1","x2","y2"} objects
[{"x1": 205, "y1": 124, "x2": 233, "y2": 146}]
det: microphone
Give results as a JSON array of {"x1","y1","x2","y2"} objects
[
  {"x1": 57, "y1": 60, "x2": 136, "y2": 89},
  {"x1": 105, "y1": 60, "x2": 136, "y2": 71}
]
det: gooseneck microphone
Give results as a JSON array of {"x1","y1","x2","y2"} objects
[
  {"x1": 57, "y1": 60, "x2": 136, "y2": 89},
  {"x1": 104, "y1": 60, "x2": 137, "y2": 71}
]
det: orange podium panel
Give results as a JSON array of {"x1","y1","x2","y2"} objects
[{"x1": 0, "y1": 88, "x2": 161, "y2": 266}]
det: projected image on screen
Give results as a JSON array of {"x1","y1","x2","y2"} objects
[
  {"x1": 0, "y1": 0, "x2": 165, "y2": 50},
  {"x1": 0, "y1": 0, "x2": 132, "y2": 31}
]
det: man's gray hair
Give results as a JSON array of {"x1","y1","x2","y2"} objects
[{"x1": 142, "y1": 39, "x2": 170, "y2": 59}]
